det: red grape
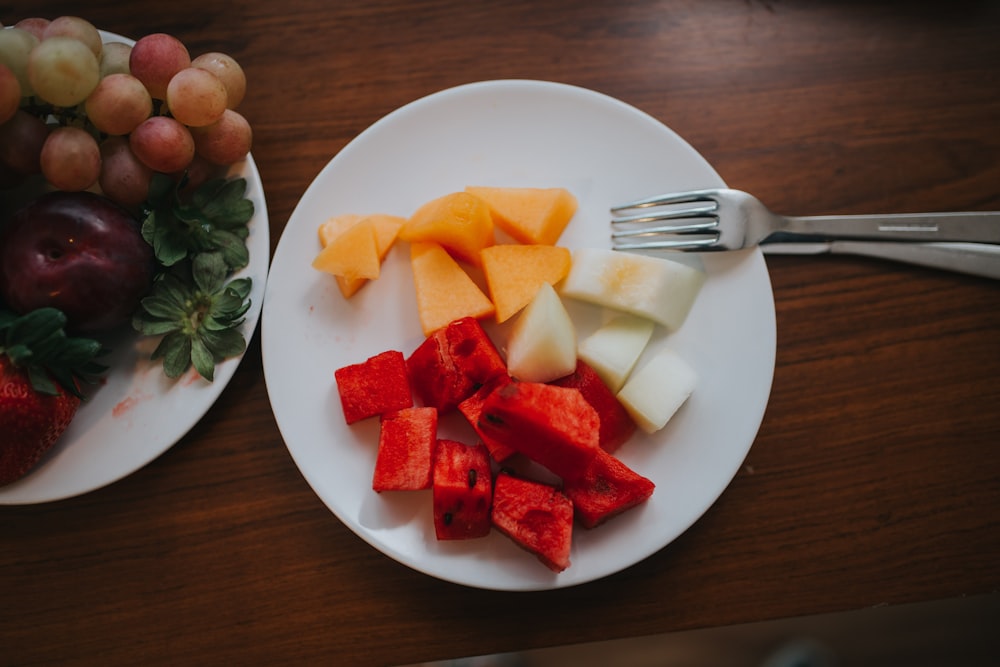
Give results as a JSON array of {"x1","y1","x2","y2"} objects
[
  {"x1": 190, "y1": 108, "x2": 253, "y2": 166},
  {"x1": 130, "y1": 115, "x2": 195, "y2": 173},
  {"x1": 40, "y1": 126, "x2": 102, "y2": 192},
  {"x1": 129, "y1": 33, "x2": 190, "y2": 100}
]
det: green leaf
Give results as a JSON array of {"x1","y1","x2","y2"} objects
[
  {"x1": 137, "y1": 293, "x2": 186, "y2": 320},
  {"x1": 190, "y1": 335, "x2": 216, "y2": 381},
  {"x1": 134, "y1": 318, "x2": 183, "y2": 336},
  {"x1": 153, "y1": 332, "x2": 192, "y2": 378},
  {"x1": 192, "y1": 252, "x2": 228, "y2": 293},
  {"x1": 210, "y1": 229, "x2": 250, "y2": 270},
  {"x1": 200, "y1": 327, "x2": 246, "y2": 359}
]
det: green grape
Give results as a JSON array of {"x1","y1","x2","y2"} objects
[
  {"x1": 28, "y1": 36, "x2": 100, "y2": 107},
  {"x1": 100, "y1": 41, "x2": 133, "y2": 77},
  {"x1": 0, "y1": 27, "x2": 39, "y2": 96},
  {"x1": 42, "y1": 16, "x2": 103, "y2": 58}
]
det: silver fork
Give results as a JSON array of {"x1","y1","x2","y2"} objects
[{"x1": 611, "y1": 188, "x2": 1000, "y2": 251}]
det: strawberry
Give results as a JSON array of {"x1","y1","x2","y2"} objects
[{"x1": 0, "y1": 307, "x2": 105, "y2": 486}]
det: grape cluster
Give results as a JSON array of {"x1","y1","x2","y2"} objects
[{"x1": 0, "y1": 16, "x2": 252, "y2": 207}]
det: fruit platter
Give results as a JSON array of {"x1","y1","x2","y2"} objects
[
  {"x1": 262, "y1": 80, "x2": 777, "y2": 591},
  {"x1": 0, "y1": 18, "x2": 268, "y2": 503}
]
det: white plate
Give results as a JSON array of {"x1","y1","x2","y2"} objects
[
  {"x1": 0, "y1": 31, "x2": 269, "y2": 505},
  {"x1": 262, "y1": 80, "x2": 775, "y2": 591}
]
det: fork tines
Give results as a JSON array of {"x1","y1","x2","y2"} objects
[{"x1": 611, "y1": 190, "x2": 721, "y2": 251}]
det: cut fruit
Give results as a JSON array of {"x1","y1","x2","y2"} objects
[
  {"x1": 409, "y1": 242, "x2": 496, "y2": 336},
  {"x1": 432, "y1": 439, "x2": 493, "y2": 540},
  {"x1": 549, "y1": 360, "x2": 636, "y2": 454},
  {"x1": 334, "y1": 350, "x2": 413, "y2": 424},
  {"x1": 399, "y1": 191, "x2": 494, "y2": 266},
  {"x1": 491, "y1": 473, "x2": 573, "y2": 573},
  {"x1": 457, "y1": 374, "x2": 517, "y2": 462},
  {"x1": 373, "y1": 407, "x2": 438, "y2": 492},
  {"x1": 317, "y1": 213, "x2": 363, "y2": 247},
  {"x1": 560, "y1": 247, "x2": 705, "y2": 331},
  {"x1": 465, "y1": 186, "x2": 577, "y2": 245},
  {"x1": 407, "y1": 316, "x2": 508, "y2": 414},
  {"x1": 316, "y1": 213, "x2": 404, "y2": 298},
  {"x1": 563, "y1": 448, "x2": 655, "y2": 529},
  {"x1": 311, "y1": 217, "x2": 380, "y2": 283},
  {"x1": 577, "y1": 314, "x2": 656, "y2": 393},
  {"x1": 480, "y1": 243, "x2": 572, "y2": 323},
  {"x1": 504, "y1": 282, "x2": 577, "y2": 383},
  {"x1": 477, "y1": 381, "x2": 600, "y2": 481},
  {"x1": 617, "y1": 346, "x2": 697, "y2": 434}
]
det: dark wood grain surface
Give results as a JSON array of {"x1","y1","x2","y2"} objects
[{"x1": 2, "y1": 1, "x2": 999, "y2": 665}]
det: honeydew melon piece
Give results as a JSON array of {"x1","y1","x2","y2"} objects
[
  {"x1": 560, "y1": 248, "x2": 705, "y2": 331},
  {"x1": 505, "y1": 282, "x2": 577, "y2": 383},
  {"x1": 616, "y1": 346, "x2": 696, "y2": 434},
  {"x1": 577, "y1": 314, "x2": 656, "y2": 393}
]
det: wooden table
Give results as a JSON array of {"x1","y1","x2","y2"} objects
[{"x1": 3, "y1": 2, "x2": 999, "y2": 664}]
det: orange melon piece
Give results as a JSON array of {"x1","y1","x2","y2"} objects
[
  {"x1": 410, "y1": 241, "x2": 495, "y2": 336},
  {"x1": 317, "y1": 213, "x2": 363, "y2": 247},
  {"x1": 465, "y1": 186, "x2": 577, "y2": 245},
  {"x1": 481, "y1": 244, "x2": 573, "y2": 323},
  {"x1": 315, "y1": 214, "x2": 404, "y2": 298},
  {"x1": 312, "y1": 218, "x2": 381, "y2": 284},
  {"x1": 399, "y1": 192, "x2": 495, "y2": 266}
]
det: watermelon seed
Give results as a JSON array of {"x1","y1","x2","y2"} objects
[
  {"x1": 443, "y1": 512, "x2": 453, "y2": 526},
  {"x1": 468, "y1": 468, "x2": 477, "y2": 488}
]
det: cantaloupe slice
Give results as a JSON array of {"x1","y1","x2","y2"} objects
[
  {"x1": 481, "y1": 244, "x2": 572, "y2": 323},
  {"x1": 410, "y1": 241, "x2": 496, "y2": 335},
  {"x1": 312, "y1": 218, "x2": 381, "y2": 284},
  {"x1": 315, "y1": 214, "x2": 404, "y2": 298},
  {"x1": 399, "y1": 192, "x2": 495, "y2": 266},
  {"x1": 465, "y1": 186, "x2": 577, "y2": 245},
  {"x1": 317, "y1": 213, "x2": 363, "y2": 247}
]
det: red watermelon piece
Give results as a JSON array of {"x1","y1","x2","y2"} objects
[
  {"x1": 477, "y1": 381, "x2": 600, "y2": 481},
  {"x1": 491, "y1": 473, "x2": 573, "y2": 573},
  {"x1": 457, "y1": 373, "x2": 517, "y2": 462},
  {"x1": 334, "y1": 349, "x2": 413, "y2": 424},
  {"x1": 550, "y1": 360, "x2": 637, "y2": 454},
  {"x1": 563, "y1": 448, "x2": 655, "y2": 528},
  {"x1": 432, "y1": 439, "x2": 493, "y2": 540},
  {"x1": 407, "y1": 316, "x2": 507, "y2": 414},
  {"x1": 373, "y1": 407, "x2": 438, "y2": 492}
]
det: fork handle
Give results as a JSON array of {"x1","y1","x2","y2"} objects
[{"x1": 778, "y1": 211, "x2": 1000, "y2": 244}]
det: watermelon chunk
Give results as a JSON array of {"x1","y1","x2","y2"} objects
[
  {"x1": 432, "y1": 440, "x2": 493, "y2": 540},
  {"x1": 563, "y1": 448, "x2": 655, "y2": 529},
  {"x1": 407, "y1": 316, "x2": 507, "y2": 414},
  {"x1": 457, "y1": 374, "x2": 517, "y2": 462},
  {"x1": 491, "y1": 473, "x2": 573, "y2": 573},
  {"x1": 550, "y1": 360, "x2": 637, "y2": 454},
  {"x1": 373, "y1": 407, "x2": 438, "y2": 492},
  {"x1": 477, "y1": 381, "x2": 600, "y2": 481},
  {"x1": 334, "y1": 350, "x2": 413, "y2": 424}
]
